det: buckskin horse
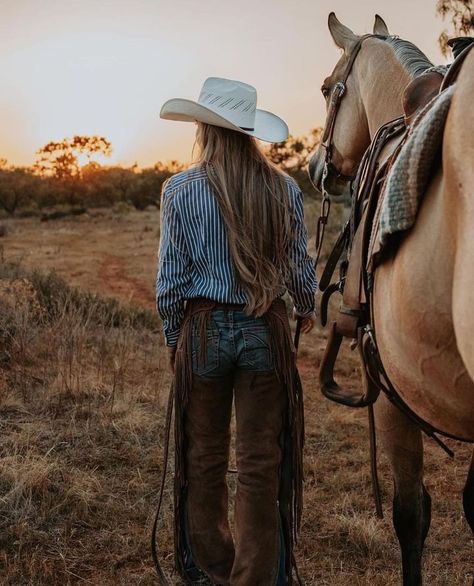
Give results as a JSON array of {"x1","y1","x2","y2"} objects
[{"x1": 308, "y1": 13, "x2": 474, "y2": 586}]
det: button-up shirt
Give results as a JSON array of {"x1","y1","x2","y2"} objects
[{"x1": 156, "y1": 165, "x2": 316, "y2": 346}]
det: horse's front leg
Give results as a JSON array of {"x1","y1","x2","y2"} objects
[{"x1": 375, "y1": 394, "x2": 431, "y2": 586}]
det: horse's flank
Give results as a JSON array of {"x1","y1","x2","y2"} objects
[
  {"x1": 372, "y1": 49, "x2": 474, "y2": 440},
  {"x1": 444, "y1": 50, "x2": 474, "y2": 385}
]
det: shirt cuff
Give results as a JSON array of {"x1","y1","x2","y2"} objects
[
  {"x1": 294, "y1": 308, "x2": 315, "y2": 318},
  {"x1": 293, "y1": 299, "x2": 316, "y2": 317},
  {"x1": 164, "y1": 328, "x2": 180, "y2": 347}
]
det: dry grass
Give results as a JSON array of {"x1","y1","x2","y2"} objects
[
  {"x1": 0, "y1": 209, "x2": 472, "y2": 585},
  {"x1": 0, "y1": 265, "x2": 167, "y2": 584}
]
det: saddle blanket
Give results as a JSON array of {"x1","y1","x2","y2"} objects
[{"x1": 378, "y1": 84, "x2": 455, "y2": 248}]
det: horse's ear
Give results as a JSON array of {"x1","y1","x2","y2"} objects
[
  {"x1": 328, "y1": 12, "x2": 357, "y2": 51},
  {"x1": 373, "y1": 14, "x2": 389, "y2": 36}
]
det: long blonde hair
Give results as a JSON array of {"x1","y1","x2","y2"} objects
[{"x1": 195, "y1": 122, "x2": 293, "y2": 316}]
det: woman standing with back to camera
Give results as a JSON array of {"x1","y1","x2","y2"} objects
[{"x1": 156, "y1": 77, "x2": 317, "y2": 585}]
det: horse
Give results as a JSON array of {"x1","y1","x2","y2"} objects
[{"x1": 308, "y1": 13, "x2": 474, "y2": 585}]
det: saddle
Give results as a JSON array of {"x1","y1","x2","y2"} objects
[
  {"x1": 319, "y1": 116, "x2": 406, "y2": 408},
  {"x1": 402, "y1": 70, "x2": 444, "y2": 124},
  {"x1": 318, "y1": 40, "x2": 474, "y2": 442}
]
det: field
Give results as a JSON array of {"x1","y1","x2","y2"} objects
[{"x1": 0, "y1": 207, "x2": 472, "y2": 585}]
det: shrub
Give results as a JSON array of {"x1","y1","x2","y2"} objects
[{"x1": 0, "y1": 260, "x2": 159, "y2": 332}]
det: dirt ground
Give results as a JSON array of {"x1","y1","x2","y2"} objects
[{"x1": 1, "y1": 209, "x2": 472, "y2": 585}]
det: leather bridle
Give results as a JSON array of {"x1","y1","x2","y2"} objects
[
  {"x1": 314, "y1": 34, "x2": 387, "y2": 268},
  {"x1": 320, "y1": 34, "x2": 387, "y2": 190}
]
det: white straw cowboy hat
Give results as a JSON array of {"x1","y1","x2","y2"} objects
[{"x1": 160, "y1": 77, "x2": 289, "y2": 143}]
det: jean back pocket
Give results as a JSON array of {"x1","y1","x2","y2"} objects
[{"x1": 240, "y1": 327, "x2": 274, "y2": 371}]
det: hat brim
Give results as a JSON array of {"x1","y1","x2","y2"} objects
[{"x1": 160, "y1": 98, "x2": 289, "y2": 143}]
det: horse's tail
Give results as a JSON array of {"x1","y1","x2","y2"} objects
[{"x1": 444, "y1": 47, "x2": 474, "y2": 382}]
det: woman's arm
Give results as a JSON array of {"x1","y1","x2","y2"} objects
[
  {"x1": 156, "y1": 188, "x2": 191, "y2": 347},
  {"x1": 285, "y1": 182, "x2": 317, "y2": 318}
]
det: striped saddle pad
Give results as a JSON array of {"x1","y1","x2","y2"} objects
[{"x1": 378, "y1": 84, "x2": 455, "y2": 248}]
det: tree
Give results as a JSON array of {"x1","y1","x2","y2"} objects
[
  {"x1": 437, "y1": 0, "x2": 474, "y2": 55},
  {"x1": 154, "y1": 160, "x2": 185, "y2": 174},
  {"x1": 95, "y1": 166, "x2": 137, "y2": 203},
  {"x1": 128, "y1": 166, "x2": 175, "y2": 210},
  {"x1": 0, "y1": 167, "x2": 41, "y2": 214},
  {"x1": 266, "y1": 128, "x2": 322, "y2": 172},
  {"x1": 34, "y1": 135, "x2": 112, "y2": 179}
]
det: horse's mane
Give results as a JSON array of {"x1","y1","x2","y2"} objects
[{"x1": 384, "y1": 36, "x2": 433, "y2": 78}]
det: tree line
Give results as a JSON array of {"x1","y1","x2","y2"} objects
[
  {"x1": 2, "y1": 0, "x2": 472, "y2": 217},
  {"x1": 0, "y1": 130, "x2": 320, "y2": 216}
]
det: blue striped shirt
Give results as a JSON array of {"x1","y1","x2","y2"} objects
[{"x1": 156, "y1": 164, "x2": 317, "y2": 346}]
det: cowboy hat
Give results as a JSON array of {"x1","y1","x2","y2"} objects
[{"x1": 160, "y1": 77, "x2": 289, "y2": 143}]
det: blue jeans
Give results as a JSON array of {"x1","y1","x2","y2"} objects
[
  {"x1": 192, "y1": 309, "x2": 275, "y2": 377},
  {"x1": 185, "y1": 308, "x2": 287, "y2": 585}
]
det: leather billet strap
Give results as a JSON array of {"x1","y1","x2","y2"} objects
[{"x1": 319, "y1": 220, "x2": 350, "y2": 292}]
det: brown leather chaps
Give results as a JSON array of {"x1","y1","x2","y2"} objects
[
  {"x1": 185, "y1": 371, "x2": 286, "y2": 585},
  {"x1": 173, "y1": 298, "x2": 304, "y2": 585}
]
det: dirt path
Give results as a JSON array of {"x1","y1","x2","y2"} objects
[
  {"x1": 99, "y1": 254, "x2": 156, "y2": 309},
  {"x1": 2, "y1": 210, "x2": 160, "y2": 309}
]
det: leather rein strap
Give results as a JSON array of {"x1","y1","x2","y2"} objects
[{"x1": 151, "y1": 382, "x2": 174, "y2": 585}]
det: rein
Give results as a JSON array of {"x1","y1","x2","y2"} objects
[{"x1": 151, "y1": 383, "x2": 174, "y2": 585}]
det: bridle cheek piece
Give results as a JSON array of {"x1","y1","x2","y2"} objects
[
  {"x1": 320, "y1": 34, "x2": 388, "y2": 192},
  {"x1": 314, "y1": 33, "x2": 387, "y2": 272}
]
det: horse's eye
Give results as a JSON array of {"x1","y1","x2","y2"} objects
[{"x1": 321, "y1": 85, "x2": 330, "y2": 98}]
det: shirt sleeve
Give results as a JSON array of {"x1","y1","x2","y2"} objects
[
  {"x1": 156, "y1": 187, "x2": 192, "y2": 346},
  {"x1": 285, "y1": 182, "x2": 317, "y2": 316}
]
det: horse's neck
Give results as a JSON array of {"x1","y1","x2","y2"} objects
[{"x1": 356, "y1": 47, "x2": 413, "y2": 138}]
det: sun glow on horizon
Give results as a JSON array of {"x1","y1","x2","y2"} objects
[{"x1": 0, "y1": 0, "x2": 443, "y2": 168}]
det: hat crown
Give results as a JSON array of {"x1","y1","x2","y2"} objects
[{"x1": 197, "y1": 77, "x2": 257, "y2": 130}]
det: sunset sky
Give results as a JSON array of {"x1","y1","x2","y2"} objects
[{"x1": 1, "y1": 0, "x2": 449, "y2": 168}]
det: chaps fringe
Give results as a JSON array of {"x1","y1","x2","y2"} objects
[
  {"x1": 264, "y1": 300, "x2": 304, "y2": 585},
  {"x1": 173, "y1": 298, "x2": 304, "y2": 584}
]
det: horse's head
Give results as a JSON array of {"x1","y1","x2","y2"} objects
[{"x1": 308, "y1": 13, "x2": 390, "y2": 197}]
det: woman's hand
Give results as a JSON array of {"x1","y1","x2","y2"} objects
[
  {"x1": 167, "y1": 346, "x2": 177, "y2": 373},
  {"x1": 292, "y1": 309, "x2": 317, "y2": 334}
]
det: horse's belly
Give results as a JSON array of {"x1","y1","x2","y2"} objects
[{"x1": 373, "y1": 172, "x2": 474, "y2": 441}]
